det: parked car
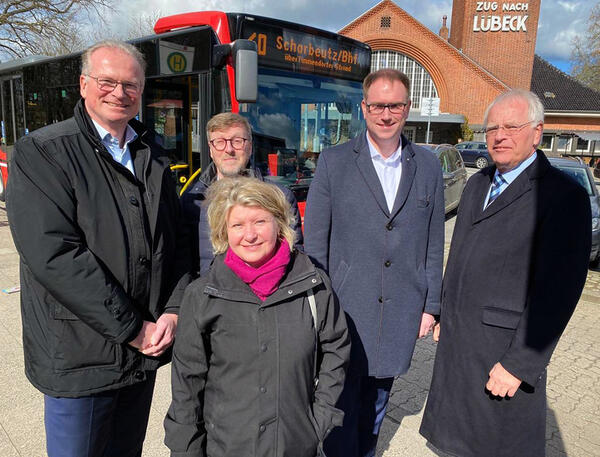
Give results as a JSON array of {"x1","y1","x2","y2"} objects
[
  {"x1": 548, "y1": 157, "x2": 600, "y2": 266},
  {"x1": 455, "y1": 141, "x2": 492, "y2": 169},
  {"x1": 420, "y1": 143, "x2": 468, "y2": 213}
]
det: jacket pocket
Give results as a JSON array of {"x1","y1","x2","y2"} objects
[
  {"x1": 51, "y1": 304, "x2": 121, "y2": 372},
  {"x1": 481, "y1": 306, "x2": 522, "y2": 330},
  {"x1": 417, "y1": 196, "x2": 430, "y2": 208},
  {"x1": 331, "y1": 260, "x2": 349, "y2": 291}
]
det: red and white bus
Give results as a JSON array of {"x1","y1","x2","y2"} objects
[{"x1": 0, "y1": 11, "x2": 371, "y2": 206}]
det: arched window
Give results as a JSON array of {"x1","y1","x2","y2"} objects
[{"x1": 371, "y1": 50, "x2": 438, "y2": 109}]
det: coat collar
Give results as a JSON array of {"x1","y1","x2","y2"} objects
[
  {"x1": 73, "y1": 98, "x2": 171, "y2": 236},
  {"x1": 472, "y1": 151, "x2": 550, "y2": 223},
  {"x1": 354, "y1": 131, "x2": 416, "y2": 218},
  {"x1": 203, "y1": 251, "x2": 322, "y2": 307},
  {"x1": 192, "y1": 163, "x2": 263, "y2": 195}
]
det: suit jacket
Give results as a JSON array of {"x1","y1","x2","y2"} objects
[
  {"x1": 304, "y1": 131, "x2": 444, "y2": 377},
  {"x1": 420, "y1": 151, "x2": 591, "y2": 457}
]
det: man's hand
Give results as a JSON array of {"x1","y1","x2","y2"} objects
[
  {"x1": 418, "y1": 313, "x2": 436, "y2": 338},
  {"x1": 486, "y1": 362, "x2": 522, "y2": 398},
  {"x1": 128, "y1": 320, "x2": 157, "y2": 351},
  {"x1": 433, "y1": 322, "x2": 441, "y2": 342},
  {"x1": 141, "y1": 313, "x2": 179, "y2": 357}
]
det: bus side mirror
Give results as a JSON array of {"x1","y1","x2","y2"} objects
[{"x1": 232, "y1": 39, "x2": 257, "y2": 103}]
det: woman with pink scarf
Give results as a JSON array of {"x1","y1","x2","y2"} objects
[{"x1": 165, "y1": 177, "x2": 350, "y2": 457}]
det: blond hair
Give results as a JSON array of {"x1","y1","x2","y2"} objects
[{"x1": 206, "y1": 177, "x2": 296, "y2": 255}]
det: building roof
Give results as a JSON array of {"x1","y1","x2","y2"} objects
[{"x1": 531, "y1": 55, "x2": 600, "y2": 112}]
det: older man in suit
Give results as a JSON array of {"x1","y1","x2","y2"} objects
[
  {"x1": 304, "y1": 68, "x2": 444, "y2": 457},
  {"x1": 419, "y1": 89, "x2": 591, "y2": 457}
]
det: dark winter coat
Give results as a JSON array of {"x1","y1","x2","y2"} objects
[
  {"x1": 420, "y1": 152, "x2": 591, "y2": 457},
  {"x1": 164, "y1": 251, "x2": 350, "y2": 457},
  {"x1": 304, "y1": 132, "x2": 444, "y2": 377},
  {"x1": 181, "y1": 163, "x2": 304, "y2": 276},
  {"x1": 6, "y1": 99, "x2": 190, "y2": 397}
]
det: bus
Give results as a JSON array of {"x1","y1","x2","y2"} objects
[{"x1": 0, "y1": 11, "x2": 371, "y2": 205}]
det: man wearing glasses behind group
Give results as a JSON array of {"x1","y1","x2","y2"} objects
[
  {"x1": 7, "y1": 40, "x2": 190, "y2": 457},
  {"x1": 304, "y1": 68, "x2": 444, "y2": 456},
  {"x1": 181, "y1": 112, "x2": 302, "y2": 277}
]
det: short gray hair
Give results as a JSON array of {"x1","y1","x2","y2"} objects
[
  {"x1": 206, "y1": 112, "x2": 252, "y2": 140},
  {"x1": 484, "y1": 89, "x2": 545, "y2": 126},
  {"x1": 81, "y1": 40, "x2": 147, "y2": 77}
]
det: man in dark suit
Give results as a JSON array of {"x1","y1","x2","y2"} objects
[
  {"x1": 304, "y1": 68, "x2": 444, "y2": 457},
  {"x1": 420, "y1": 89, "x2": 591, "y2": 457}
]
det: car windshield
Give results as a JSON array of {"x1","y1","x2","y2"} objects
[{"x1": 554, "y1": 165, "x2": 594, "y2": 196}]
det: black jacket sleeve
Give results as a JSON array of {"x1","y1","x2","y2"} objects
[{"x1": 500, "y1": 182, "x2": 591, "y2": 386}]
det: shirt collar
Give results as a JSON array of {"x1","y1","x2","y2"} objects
[
  {"x1": 92, "y1": 119, "x2": 138, "y2": 147},
  {"x1": 366, "y1": 132, "x2": 402, "y2": 164},
  {"x1": 496, "y1": 151, "x2": 537, "y2": 185}
]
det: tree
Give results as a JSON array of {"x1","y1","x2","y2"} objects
[
  {"x1": 0, "y1": 0, "x2": 113, "y2": 59},
  {"x1": 571, "y1": 2, "x2": 600, "y2": 92},
  {"x1": 460, "y1": 118, "x2": 474, "y2": 142},
  {"x1": 126, "y1": 10, "x2": 162, "y2": 40}
]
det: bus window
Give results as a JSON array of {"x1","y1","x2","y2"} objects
[
  {"x1": 13, "y1": 77, "x2": 26, "y2": 139},
  {"x1": 239, "y1": 67, "x2": 364, "y2": 193},
  {"x1": 1, "y1": 79, "x2": 14, "y2": 146}
]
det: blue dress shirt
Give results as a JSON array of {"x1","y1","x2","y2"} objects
[{"x1": 92, "y1": 120, "x2": 138, "y2": 175}]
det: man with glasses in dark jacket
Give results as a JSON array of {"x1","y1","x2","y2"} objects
[
  {"x1": 181, "y1": 112, "x2": 303, "y2": 277},
  {"x1": 6, "y1": 40, "x2": 190, "y2": 457}
]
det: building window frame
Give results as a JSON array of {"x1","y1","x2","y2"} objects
[
  {"x1": 370, "y1": 50, "x2": 438, "y2": 110},
  {"x1": 540, "y1": 133, "x2": 554, "y2": 152}
]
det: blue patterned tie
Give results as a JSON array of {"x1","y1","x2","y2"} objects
[{"x1": 486, "y1": 173, "x2": 506, "y2": 208}]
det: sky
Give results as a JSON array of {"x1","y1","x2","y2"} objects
[{"x1": 109, "y1": 0, "x2": 594, "y2": 74}]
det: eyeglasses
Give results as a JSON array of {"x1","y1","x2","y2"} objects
[
  {"x1": 365, "y1": 102, "x2": 408, "y2": 115},
  {"x1": 209, "y1": 137, "x2": 249, "y2": 151},
  {"x1": 485, "y1": 121, "x2": 536, "y2": 137},
  {"x1": 85, "y1": 75, "x2": 141, "y2": 96}
]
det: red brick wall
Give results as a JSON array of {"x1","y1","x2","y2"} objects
[
  {"x1": 449, "y1": 0, "x2": 541, "y2": 90},
  {"x1": 339, "y1": 0, "x2": 508, "y2": 125},
  {"x1": 544, "y1": 116, "x2": 600, "y2": 131}
]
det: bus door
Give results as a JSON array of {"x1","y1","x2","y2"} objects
[
  {"x1": 0, "y1": 74, "x2": 26, "y2": 158},
  {"x1": 143, "y1": 78, "x2": 197, "y2": 191}
]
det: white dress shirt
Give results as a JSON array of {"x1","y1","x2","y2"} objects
[{"x1": 367, "y1": 133, "x2": 403, "y2": 212}]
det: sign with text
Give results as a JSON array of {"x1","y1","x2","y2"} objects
[
  {"x1": 473, "y1": 2, "x2": 530, "y2": 32},
  {"x1": 421, "y1": 97, "x2": 440, "y2": 117},
  {"x1": 241, "y1": 20, "x2": 371, "y2": 81}
]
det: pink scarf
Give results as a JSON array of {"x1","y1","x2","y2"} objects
[{"x1": 224, "y1": 239, "x2": 291, "y2": 301}]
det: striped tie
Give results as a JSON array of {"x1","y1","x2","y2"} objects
[{"x1": 486, "y1": 173, "x2": 506, "y2": 208}]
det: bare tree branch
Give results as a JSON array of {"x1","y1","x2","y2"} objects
[
  {"x1": 0, "y1": 0, "x2": 114, "y2": 59},
  {"x1": 571, "y1": 2, "x2": 600, "y2": 92}
]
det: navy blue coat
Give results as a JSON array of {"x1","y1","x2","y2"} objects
[
  {"x1": 304, "y1": 132, "x2": 444, "y2": 377},
  {"x1": 420, "y1": 152, "x2": 591, "y2": 457},
  {"x1": 181, "y1": 163, "x2": 303, "y2": 276}
]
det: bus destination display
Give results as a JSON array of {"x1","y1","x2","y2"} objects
[{"x1": 241, "y1": 20, "x2": 370, "y2": 81}]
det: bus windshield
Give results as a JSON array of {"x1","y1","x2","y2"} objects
[{"x1": 240, "y1": 67, "x2": 364, "y2": 193}]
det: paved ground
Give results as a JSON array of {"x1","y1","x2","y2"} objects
[{"x1": 0, "y1": 190, "x2": 598, "y2": 456}]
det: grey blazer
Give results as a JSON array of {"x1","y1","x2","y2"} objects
[{"x1": 304, "y1": 132, "x2": 444, "y2": 377}]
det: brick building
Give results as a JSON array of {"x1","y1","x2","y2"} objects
[{"x1": 340, "y1": 0, "x2": 600, "y2": 157}]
